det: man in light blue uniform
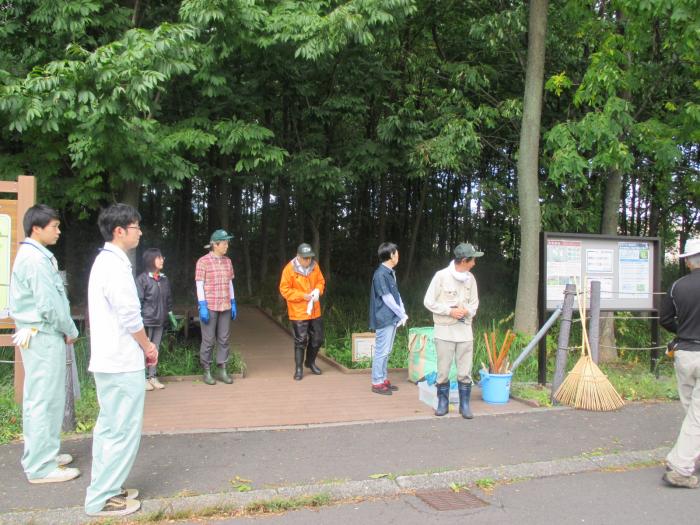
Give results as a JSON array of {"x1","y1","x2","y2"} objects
[
  {"x1": 10, "y1": 204, "x2": 80, "y2": 483},
  {"x1": 84, "y1": 204, "x2": 158, "y2": 518}
]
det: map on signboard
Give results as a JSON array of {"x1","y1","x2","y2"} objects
[
  {"x1": 0, "y1": 214, "x2": 11, "y2": 318},
  {"x1": 618, "y1": 242, "x2": 650, "y2": 299},
  {"x1": 546, "y1": 239, "x2": 582, "y2": 301}
]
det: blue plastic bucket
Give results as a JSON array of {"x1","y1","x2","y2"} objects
[{"x1": 479, "y1": 370, "x2": 512, "y2": 404}]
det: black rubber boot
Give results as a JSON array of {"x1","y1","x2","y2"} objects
[
  {"x1": 305, "y1": 347, "x2": 322, "y2": 375},
  {"x1": 435, "y1": 383, "x2": 450, "y2": 416},
  {"x1": 458, "y1": 381, "x2": 473, "y2": 419},
  {"x1": 294, "y1": 347, "x2": 304, "y2": 380},
  {"x1": 216, "y1": 366, "x2": 233, "y2": 384},
  {"x1": 202, "y1": 368, "x2": 216, "y2": 385}
]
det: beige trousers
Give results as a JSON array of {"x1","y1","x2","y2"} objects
[
  {"x1": 666, "y1": 350, "x2": 700, "y2": 476},
  {"x1": 435, "y1": 338, "x2": 473, "y2": 385}
]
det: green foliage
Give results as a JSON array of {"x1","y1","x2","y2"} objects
[
  {"x1": 0, "y1": 382, "x2": 22, "y2": 444},
  {"x1": 602, "y1": 363, "x2": 678, "y2": 401}
]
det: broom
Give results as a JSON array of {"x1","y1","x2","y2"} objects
[{"x1": 553, "y1": 281, "x2": 624, "y2": 411}]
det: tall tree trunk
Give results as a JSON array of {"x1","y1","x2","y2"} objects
[
  {"x1": 241, "y1": 190, "x2": 253, "y2": 296},
  {"x1": 219, "y1": 176, "x2": 232, "y2": 232},
  {"x1": 378, "y1": 174, "x2": 387, "y2": 243},
  {"x1": 513, "y1": 0, "x2": 548, "y2": 335},
  {"x1": 402, "y1": 177, "x2": 429, "y2": 284},
  {"x1": 277, "y1": 177, "x2": 289, "y2": 270},
  {"x1": 121, "y1": 180, "x2": 141, "y2": 208},
  {"x1": 598, "y1": 169, "x2": 623, "y2": 362},
  {"x1": 322, "y1": 204, "x2": 332, "y2": 285},
  {"x1": 259, "y1": 179, "x2": 271, "y2": 284}
]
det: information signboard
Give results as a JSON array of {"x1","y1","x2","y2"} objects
[
  {"x1": 0, "y1": 214, "x2": 11, "y2": 319},
  {"x1": 542, "y1": 233, "x2": 660, "y2": 311}
]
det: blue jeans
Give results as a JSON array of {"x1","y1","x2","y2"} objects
[{"x1": 372, "y1": 324, "x2": 397, "y2": 384}]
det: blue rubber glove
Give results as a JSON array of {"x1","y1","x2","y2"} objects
[
  {"x1": 198, "y1": 301, "x2": 210, "y2": 325},
  {"x1": 230, "y1": 299, "x2": 237, "y2": 320}
]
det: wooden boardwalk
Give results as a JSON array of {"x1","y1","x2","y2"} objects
[{"x1": 142, "y1": 306, "x2": 534, "y2": 433}]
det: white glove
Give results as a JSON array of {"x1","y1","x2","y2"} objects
[
  {"x1": 397, "y1": 314, "x2": 409, "y2": 328},
  {"x1": 306, "y1": 299, "x2": 314, "y2": 315},
  {"x1": 310, "y1": 288, "x2": 320, "y2": 301},
  {"x1": 12, "y1": 327, "x2": 38, "y2": 349}
]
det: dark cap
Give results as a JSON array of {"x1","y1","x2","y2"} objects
[
  {"x1": 454, "y1": 242, "x2": 483, "y2": 259},
  {"x1": 204, "y1": 229, "x2": 233, "y2": 249},
  {"x1": 297, "y1": 243, "x2": 316, "y2": 258}
]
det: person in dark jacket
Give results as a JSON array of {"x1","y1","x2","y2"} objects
[
  {"x1": 660, "y1": 237, "x2": 700, "y2": 488},
  {"x1": 369, "y1": 242, "x2": 407, "y2": 395},
  {"x1": 135, "y1": 248, "x2": 175, "y2": 391}
]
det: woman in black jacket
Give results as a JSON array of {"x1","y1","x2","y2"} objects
[{"x1": 136, "y1": 248, "x2": 175, "y2": 391}]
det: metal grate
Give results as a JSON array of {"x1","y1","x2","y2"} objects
[{"x1": 416, "y1": 489, "x2": 489, "y2": 511}]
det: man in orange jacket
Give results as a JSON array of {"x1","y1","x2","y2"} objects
[{"x1": 279, "y1": 243, "x2": 326, "y2": 380}]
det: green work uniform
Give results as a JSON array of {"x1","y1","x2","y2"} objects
[{"x1": 9, "y1": 238, "x2": 78, "y2": 480}]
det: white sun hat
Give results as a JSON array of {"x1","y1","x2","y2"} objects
[{"x1": 679, "y1": 238, "x2": 700, "y2": 258}]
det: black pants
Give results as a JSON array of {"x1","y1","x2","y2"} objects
[{"x1": 291, "y1": 318, "x2": 324, "y2": 361}]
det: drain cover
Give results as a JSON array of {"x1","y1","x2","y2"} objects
[{"x1": 416, "y1": 489, "x2": 489, "y2": 511}]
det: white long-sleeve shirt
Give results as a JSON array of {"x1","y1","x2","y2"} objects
[{"x1": 88, "y1": 242, "x2": 145, "y2": 373}]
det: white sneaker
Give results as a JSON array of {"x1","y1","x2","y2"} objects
[
  {"x1": 86, "y1": 495, "x2": 141, "y2": 517},
  {"x1": 150, "y1": 377, "x2": 165, "y2": 390},
  {"x1": 56, "y1": 453, "x2": 73, "y2": 466},
  {"x1": 145, "y1": 379, "x2": 155, "y2": 391},
  {"x1": 28, "y1": 466, "x2": 80, "y2": 484}
]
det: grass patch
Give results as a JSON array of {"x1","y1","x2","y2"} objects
[
  {"x1": 510, "y1": 383, "x2": 553, "y2": 407},
  {"x1": 129, "y1": 493, "x2": 334, "y2": 523},
  {"x1": 601, "y1": 459, "x2": 664, "y2": 472},
  {"x1": 0, "y1": 382, "x2": 22, "y2": 444},
  {"x1": 244, "y1": 493, "x2": 332, "y2": 514},
  {"x1": 474, "y1": 477, "x2": 497, "y2": 491},
  {"x1": 601, "y1": 362, "x2": 678, "y2": 401}
]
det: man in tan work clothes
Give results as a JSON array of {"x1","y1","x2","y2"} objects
[{"x1": 423, "y1": 242, "x2": 482, "y2": 419}]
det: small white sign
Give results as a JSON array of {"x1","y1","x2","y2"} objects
[{"x1": 352, "y1": 333, "x2": 375, "y2": 361}]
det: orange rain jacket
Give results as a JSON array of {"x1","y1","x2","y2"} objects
[{"x1": 279, "y1": 259, "x2": 326, "y2": 321}]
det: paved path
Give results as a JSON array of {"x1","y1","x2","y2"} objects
[
  {"x1": 0, "y1": 401, "x2": 683, "y2": 520},
  {"x1": 142, "y1": 305, "x2": 533, "y2": 433}
]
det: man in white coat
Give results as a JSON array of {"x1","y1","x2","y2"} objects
[{"x1": 84, "y1": 203, "x2": 158, "y2": 518}]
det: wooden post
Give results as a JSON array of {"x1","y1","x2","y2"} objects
[
  {"x1": 588, "y1": 280, "x2": 601, "y2": 364},
  {"x1": 551, "y1": 283, "x2": 576, "y2": 404},
  {"x1": 62, "y1": 344, "x2": 77, "y2": 432}
]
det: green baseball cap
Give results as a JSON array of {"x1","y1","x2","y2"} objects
[
  {"x1": 205, "y1": 229, "x2": 233, "y2": 249},
  {"x1": 454, "y1": 242, "x2": 484, "y2": 259},
  {"x1": 297, "y1": 243, "x2": 316, "y2": 258}
]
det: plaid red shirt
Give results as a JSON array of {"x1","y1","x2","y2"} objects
[{"x1": 195, "y1": 252, "x2": 235, "y2": 311}]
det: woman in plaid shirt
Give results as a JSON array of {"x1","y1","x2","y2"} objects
[{"x1": 195, "y1": 229, "x2": 237, "y2": 385}]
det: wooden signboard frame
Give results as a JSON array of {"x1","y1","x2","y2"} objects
[
  {"x1": 0, "y1": 176, "x2": 37, "y2": 402},
  {"x1": 351, "y1": 332, "x2": 376, "y2": 361}
]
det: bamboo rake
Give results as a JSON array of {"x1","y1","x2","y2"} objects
[{"x1": 553, "y1": 281, "x2": 624, "y2": 411}]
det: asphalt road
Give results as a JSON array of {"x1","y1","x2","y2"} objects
[
  {"x1": 204, "y1": 466, "x2": 696, "y2": 525},
  {"x1": 0, "y1": 402, "x2": 683, "y2": 515}
]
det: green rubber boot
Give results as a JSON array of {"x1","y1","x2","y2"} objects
[
  {"x1": 202, "y1": 368, "x2": 216, "y2": 385},
  {"x1": 216, "y1": 366, "x2": 234, "y2": 384}
]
